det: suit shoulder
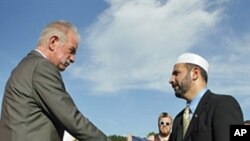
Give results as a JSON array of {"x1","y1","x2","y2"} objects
[
  {"x1": 18, "y1": 51, "x2": 48, "y2": 67},
  {"x1": 207, "y1": 92, "x2": 242, "y2": 112},
  {"x1": 12, "y1": 51, "x2": 59, "y2": 79},
  {"x1": 209, "y1": 92, "x2": 238, "y2": 103},
  {"x1": 208, "y1": 92, "x2": 244, "y2": 124},
  {"x1": 25, "y1": 51, "x2": 57, "y2": 71}
]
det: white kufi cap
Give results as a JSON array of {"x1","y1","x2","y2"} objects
[{"x1": 176, "y1": 53, "x2": 209, "y2": 73}]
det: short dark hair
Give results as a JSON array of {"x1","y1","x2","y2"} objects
[{"x1": 185, "y1": 63, "x2": 208, "y2": 83}]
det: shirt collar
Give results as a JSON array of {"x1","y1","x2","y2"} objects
[
  {"x1": 188, "y1": 88, "x2": 208, "y2": 114},
  {"x1": 35, "y1": 49, "x2": 47, "y2": 59}
]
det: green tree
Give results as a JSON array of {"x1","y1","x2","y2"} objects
[
  {"x1": 109, "y1": 135, "x2": 126, "y2": 141},
  {"x1": 147, "y1": 131, "x2": 156, "y2": 137}
]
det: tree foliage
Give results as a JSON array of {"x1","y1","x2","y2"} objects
[
  {"x1": 109, "y1": 135, "x2": 127, "y2": 141},
  {"x1": 146, "y1": 131, "x2": 156, "y2": 137}
]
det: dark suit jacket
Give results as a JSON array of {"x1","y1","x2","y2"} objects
[
  {"x1": 169, "y1": 90, "x2": 244, "y2": 141},
  {"x1": 0, "y1": 50, "x2": 110, "y2": 141}
]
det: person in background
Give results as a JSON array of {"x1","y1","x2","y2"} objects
[
  {"x1": 244, "y1": 120, "x2": 250, "y2": 125},
  {"x1": 127, "y1": 112, "x2": 172, "y2": 141},
  {"x1": 147, "y1": 112, "x2": 172, "y2": 141},
  {"x1": 169, "y1": 53, "x2": 244, "y2": 141},
  {"x1": 0, "y1": 20, "x2": 110, "y2": 141}
]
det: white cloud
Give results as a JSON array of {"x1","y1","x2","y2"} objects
[
  {"x1": 71, "y1": 0, "x2": 224, "y2": 94},
  {"x1": 208, "y1": 33, "x2": 250, "y2": 97}
]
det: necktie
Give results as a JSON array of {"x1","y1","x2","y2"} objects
[{"x1": 183, "y1": 104, "x2": 190, "y2": 137}]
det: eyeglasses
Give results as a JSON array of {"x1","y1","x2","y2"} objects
[{"x1": 160, "y1": 121, "x2": 171, "y2": 126}]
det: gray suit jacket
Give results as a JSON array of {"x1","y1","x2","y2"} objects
[
  {"x1": 169, "y1": 90, "x2": 244, "y2": 141},
  {"x1": 0, "y1": 50, "x2": 110, "y2": 141}
]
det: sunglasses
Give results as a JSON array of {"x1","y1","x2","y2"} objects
[{"x1": 160, "y1": 121, "x2": 171, "y2": 126}]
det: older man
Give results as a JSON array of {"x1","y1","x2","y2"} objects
[{"x1": 0, "y1": 21, "x2": 110, "y2": 141}]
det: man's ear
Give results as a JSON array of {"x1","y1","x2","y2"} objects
[
  {"x1": 191, "y1": 67, "x2": 199, "y2": 81},
  {"x1": 48, "y1": 36, "x2": 59, "y2": 51}
]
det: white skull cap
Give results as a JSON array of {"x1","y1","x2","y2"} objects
[{"x1": 176, "y1": 53, "x2": 209, "y2": 73}]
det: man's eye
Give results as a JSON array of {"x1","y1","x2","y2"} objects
[{"x1": 70, "y1": 48, "x2": 76, "y2": 54}]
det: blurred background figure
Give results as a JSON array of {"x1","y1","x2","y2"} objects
[
  {"x1": 244, "y1": 120, "x2": 250, "y2": 125},
  {"x1": 127, "y1": 112, "x2": 172, "y2": 141},
  {"x1": 147, "y1": 112, "x2": 172, "y2": 141}
]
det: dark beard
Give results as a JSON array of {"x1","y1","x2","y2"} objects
[
  {"x1": 175, "y1": 74, "x2": 191, "y2": 99},
  {"x1": 175, "y1": 91, "x2": 183, "y2": 98}
]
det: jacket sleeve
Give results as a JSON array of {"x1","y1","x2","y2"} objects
[
  {"x1": 212, "y1": 95, "x2": 244, "y2": 141},
  {"x1": 32, "y1": 60, "x2": 110, "y2": 141}
]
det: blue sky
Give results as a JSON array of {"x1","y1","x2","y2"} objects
[{"x1": 1, "y1": 0, "x2": 250, "y2": 137}]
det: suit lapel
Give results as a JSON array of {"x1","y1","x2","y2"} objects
[
  {"x1": 176, "y1": 114, "x2": 184, "y2": 141},
  {"x1": 183, "y1": 90, "x2": 212, "y2": 141},
  {"x1": 170, "y1": 109, "x2": 185, "y2": 141}
]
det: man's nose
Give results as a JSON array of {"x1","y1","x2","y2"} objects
[
  {"x1": 169, "y1": 76, "x2": 174, "y2": 84},
  {"x1": 69, "y1": 55, "x2": 75, "y2": 63}
]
